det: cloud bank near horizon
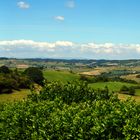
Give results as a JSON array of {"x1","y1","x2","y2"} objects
[{"x1": 0, "y1": 40, "x2": 140, "y2": 59}]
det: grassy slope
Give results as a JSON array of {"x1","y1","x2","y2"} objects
[
  {"x1": 0, "y1": 89, "x2": 30, "y2": 103},
  {"x1": 89, "y1": 82, "x2": 140, "y2": 103},
  {"x1": 43, "y1": 70, "x2": 80, "y2": 83},
  {"x1": 89, "y1": 82, "x2": 137, "y2": 92}
]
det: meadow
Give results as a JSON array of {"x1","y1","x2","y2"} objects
[
  {"x1": 89, "y1": 82, "x2": 140, "y2": 103},
  {"x1": 89, "y1": 82, "x2": 138, "y2": 92},
  {"x1": 43, "y1": 70, "x2": 80, "y2": 82}
]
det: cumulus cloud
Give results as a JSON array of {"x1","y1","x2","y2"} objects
[
  {"x1": 54, "y1": 16, "x2": 65, "y2": 21},
  {"x1": 66, "y1": 0, "x2": 75, "y2": 8},
  {"x1": 17, "y1": 1, "x2": 30, "y2": 9},
  {"x1": 1, "y1": 40, "x2": 140, "y2": 59}
]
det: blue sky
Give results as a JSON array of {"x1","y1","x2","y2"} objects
[{"x1": 1, "y1": 0, "x2": 140, "y2": 59}]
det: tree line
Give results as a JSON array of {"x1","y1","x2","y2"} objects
[{"x1": 0, "y1": 66, "x2": 44, "y2": 94}]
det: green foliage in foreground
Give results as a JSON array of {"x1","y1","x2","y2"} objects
[{"x1": 0, "y1": 81, "x2": 140, "y2": 140}]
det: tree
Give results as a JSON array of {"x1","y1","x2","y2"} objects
[
  {"x1": 129, "y1": 87, "x2": 135, "y2": 95},
  {"x1": 0, "y1": 66, "x2": 10, "y2": 74},
  {"x1": 120, "y1": 85, "x2": 129, "y2": 92},
  {"x1": 24, "y1": 67, "x2": 44, "y2": 85},
  {"x1": 120, "y1": 85, "x2": 135, "y2": 95}
]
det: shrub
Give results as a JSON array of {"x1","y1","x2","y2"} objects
[
  {"x1": 128, "y1": 87, "x2": 135, "y2": 95},
  {"x1": 0, "y1": 81, "x2": 140, "y2": 139},
  {"x1": 120, "y1": 86, "x2": 135, "y2": 96},
  {"x1": 120, "y1": 85, "x2": 129, "y2": 92},
  {"x1": 0, "y1": 66, "x2": 10, "y2": 74},
  {"x1": 28, "y1": 81, "x2": 112, "y2": 104}
]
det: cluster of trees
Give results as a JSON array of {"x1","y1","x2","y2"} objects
[
  {"x1": 136, "y1": 74, "x2": 140, "y2": 78},
  {"x1": 101, "y1": 70, "x2": 138, "y2": 77},
  {"x1": 120, "y1": 85, "x2": 136, "y2": 95},
  {"x1": 80, "y1": 75, "x2": 137, "y2": 84},
  {"x1": 0, "y1": 81, "x2": 140, "y2": 139},
  {"x1": 24, "y1": 67, "x2": 44, "y2": 85},
  {"x1": 0, "y1": 66, "x2": 44, "y2": 94},
  {"x1": 80, "y1": 75, "x2": 108, "y2": 83}
]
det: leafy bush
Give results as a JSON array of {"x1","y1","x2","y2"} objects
[
  {"x1": 0, "y1": 66, "x2": 10, "y2": 74},
  {"x1": 29, "y1": 81, "x2": 111, "y2": 104},
  {"x1": 0, "y1": 76, "x2": 17, "y2": 93},
  {"x1": 0, "y1": 81, "x2": 140, "y2": 139}
]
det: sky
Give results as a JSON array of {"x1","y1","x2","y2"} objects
[{"x1": 1, "y1": 0, "x2": 140, "y2": 59}]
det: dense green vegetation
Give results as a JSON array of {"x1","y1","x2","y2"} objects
[
  {"x1": 24, "y1": 67, "x2": 44, "y2": 85},
  {"x1": 0, "y1": 66, "x2": 31, "y2": 93},
  {"x1": 0, "y1": 66, "x2": 44, "y2": 94},
  {"x1": 80, "y1": 74, "x2": 138, "y2": 84},
  {"x1": 0, "y1": 81, "x2": 140, "y2": 139},
  {"x1": 120, "y1": 85, "x2": 135, "y2": 95}
]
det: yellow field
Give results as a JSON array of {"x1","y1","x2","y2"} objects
[
  {"x1": 118, "y1": 93, "x2": 140, "y2": 103},
  {"x1": 121, "y1": 74, "x2": 140, "y2": 83},
  {"x1": 0, "y1": 89, "x2": 30, "y2": 103}
]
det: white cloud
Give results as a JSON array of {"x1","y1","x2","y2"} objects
[
  {"x1": 0, "y1": 40, "x2": 74, "y2": 52},
  {"x1": 1, "y1": 40, "x2": 140, "y2": 59},
  {"x1": 66, "y1": 0, "x2": 75, "y2": 8},
  {"x1": 54, "y1": 16, "x2": 65, "y2": 21},
  {"x1": 17, "y1": 1, "x2": 30, "y2": 9}
]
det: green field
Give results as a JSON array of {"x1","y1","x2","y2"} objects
[
  {"x1": 43, "y1": 70, "x2": 80, "y2": 82},
  {"x1": 89, "y1": 82, "x2": 138, "y2": 92},
  {"x1": 0, "y1": 89, "x2": 30, "y2": 103},
  {"x1": 135, "y1": 89, "x2": 140, "y2": 96},
  {"x1": 89, "y1": 82, "x2": 140, "y2": 103}
]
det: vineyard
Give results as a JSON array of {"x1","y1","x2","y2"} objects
[{"x1": 0, "y1": 81, "x2": 140, "y2": 139}]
